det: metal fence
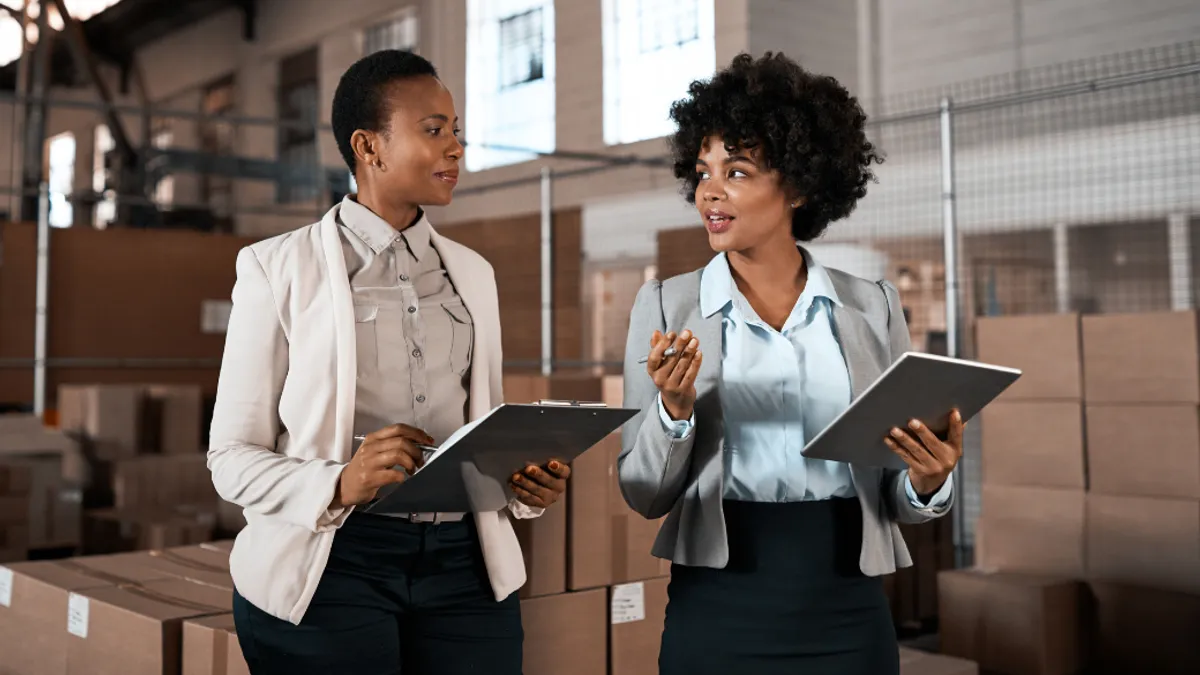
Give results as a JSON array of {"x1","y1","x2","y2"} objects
[{"x1": 824, "y1": 40, "x2": 1200, "y2": 557}]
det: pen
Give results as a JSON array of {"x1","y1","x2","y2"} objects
[
  {"x1": 637, "y1": 346, "x2": 678, "y2": 364},
  {"x1": 353, "y1": 435, "x2": 439, "y2": 455}
]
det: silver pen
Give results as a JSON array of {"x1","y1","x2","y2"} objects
[
  {"x1": 353, "y1": 434, "x2": 439, "y2": 457},
  {"x1": 637, "y1": 346, "x2": 678, "y2": 364}
]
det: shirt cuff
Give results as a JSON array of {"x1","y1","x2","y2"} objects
[
  {"x1": 905, "y1": 473, "x2": 953, "y2": 511},
  {"x1": 656, "y1": 394, "x2": 695, "y2": 439}
]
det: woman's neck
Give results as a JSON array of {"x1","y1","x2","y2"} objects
[
  {"x1": 728, "y1": 236, "x2": 807, "y2": 296},
  {"x1": 355, "y1": 185, "x2": 420, "y2": 232}
]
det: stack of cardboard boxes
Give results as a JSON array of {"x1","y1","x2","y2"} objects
[
  {"x1": 504, "y1": 372, "x2": 671, "y2": 675},
  {"x1": 57, "y1": 384, "x2": 219, "y2": 555},
  {"x1": 0, "y1": 414, "x2": 85, "y2": 558},
  {"x1": 941, "y1": 311, "x2": 1200, "y2": 675},
  {"x1": 0, "y1": 541, "x2": 238, "y2": 675}
]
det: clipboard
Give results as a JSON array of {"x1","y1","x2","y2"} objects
[
  {"x1": 364, "y1": 401, "x2": 638, "y2": 514},
  {"x1": 800, "y1": 352, "x2": 1021, "y2": 471}
]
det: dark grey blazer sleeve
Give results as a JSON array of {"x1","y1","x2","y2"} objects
[
  {"x1": 617, "y1": 280, "x2": 697, "y2": 519},
  {"x1": 878, "y1": 280, "x2": 955, "y2": 524}
]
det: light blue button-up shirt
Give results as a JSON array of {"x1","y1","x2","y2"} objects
[{"x1": 658, "y1": 249, "x2": 952, "y2": 509}]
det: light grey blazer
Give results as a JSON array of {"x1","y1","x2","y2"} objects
[{"x1": 617, "y1": 266, "x2": 953, "y2": 576}]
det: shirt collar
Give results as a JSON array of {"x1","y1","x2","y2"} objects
[
  {"x1": 698, "y1": 245, "x2": 842, "y2": 319},
  {"x1": 339, "y1": 195, "x2": 432, "y2": 261}
]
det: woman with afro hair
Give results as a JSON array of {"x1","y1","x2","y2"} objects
[{"x1": 617, "y1": 52, "x2": 963, "y2": 674}]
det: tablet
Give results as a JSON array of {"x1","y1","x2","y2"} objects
[
  {"x1": 801, "y1": 352, "x2": 1021, "y2": 471},
  {"x1": 364, "y1": 402, "x2": 638, "y2": 514}
]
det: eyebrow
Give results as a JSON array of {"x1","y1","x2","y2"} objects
[
  {"x1": 694, "y1": 154, "x2": 756, "y2": 167},
  {"x1": 419, "y1": 114, "x2": 458, "y2": 124}
]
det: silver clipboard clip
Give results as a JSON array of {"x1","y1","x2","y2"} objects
[{"x1": 535, "y1": 399, "x2": 608, "y2": 408}]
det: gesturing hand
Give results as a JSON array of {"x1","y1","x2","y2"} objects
[
  {"x1": 647, "y1": 329, "x2": 702, "y2": 421},
  {"x1": 510, "y1": 460, "x2": 571, "y2": 508},
  {"x1": 883, "y1": 409, "x2": 965, "y2": 497},
  {"x1": 331, "y1": 424, "x2": 435, "y2": 508}
]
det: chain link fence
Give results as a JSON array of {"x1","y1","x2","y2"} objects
[{"x1": 827, "y1": 39, "x2": 1200, "y2": 556}]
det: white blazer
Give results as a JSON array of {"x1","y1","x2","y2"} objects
[{"x1": 208, "y1": 202, "x2": 534, "y2": 625}]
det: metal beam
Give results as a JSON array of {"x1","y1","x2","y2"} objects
[
  {"x1": 19, "y1": 0, "x2": 50, "y2": 222},
  {"x1": 50, "y1": 0, "x2": 137, "y2": 164}
]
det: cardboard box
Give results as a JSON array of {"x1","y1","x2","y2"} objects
[
  {"x1": 899, "y1": 647, "x2": 979, "y2": 675},
  {"x1": 938, "y1": 569, "x2": 1086, "y2": 675},
  {"x1": 503, "y1": 373, "x2": 550, "y2": 404},
  {"x1": 144, "y1": 385, "x2": 203, "y2": 455},
  {"x1": 0, "y1": 522, "x2": 29, "y2": 549},
  {"x1": 568, "y1": 433, "x2": 614, "y2": 591},
  {"x1": 522, "y1": 589, "x2": 607, "y2": 675},
  {"x1": 0, "y1": 454, "x2": 83, "y2": 550},
  {"x1": 976, "y1": 485, "x2": 1085, "y2": 577},
  {"x1": 1082, "y1": 311, "x2": 1200, "y2": 403},
  {"x1": 183, "y1": 614, "x2": 250, "y2": 675},
  {"x1": 107, "y1": 548, "x2": 233, "y2": 591},
  {"x1": 113, "y1": 455, "x2": 217, "y2": 510},
  {"x1": 976, "y1": 314, "x2": 1082, "y2": 400},
  {"x1": 65, "y1": 578, "x2": 232, "y2": 675},
  {"x1": 0, "y1": 463, "x2": 32, "y2": 494},
  {"x1": 981, "y1": 401, "x2": 1085, "y2": 489},
  {"x1": 1085, "y1": 404, "x2": 1200, "y2": 499},
  {"x1": 1087, "y1": 581, "x2": 1200, "y2": 675},
  {"x1": 608, "y1": 577, "x2": 668, "y2": 675},
  {"x1": 0, "y1": 494, "x2": 30, "y2": 524},
  {"x1": 84, "y1": 508, "x2": 216, "y2": 555},
  {"x1": 59, "y1": 384, "x2": 145, "y2": 459},
  {"x1": 0, "y1": 556, "x2": 171, "y2": 675},
  {"x1": 606, "y1": 433, "x2": 669, "y2": 584},
  {"x1": 1085, "y1": 493, "x2": 1200, "y2": 593},
  {"x1": 514, "y1": 500, "x2": 567, "y2": 599}
]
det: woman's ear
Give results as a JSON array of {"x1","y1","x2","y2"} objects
[{"x1": 351, "y1": 129, "x2": 378, "y2": 169}]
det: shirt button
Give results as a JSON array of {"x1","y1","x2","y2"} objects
[
  {"x1": 400, "y1": 274, "x2": 409, "y2": 282},
  {"x1": 412, "y1": 348, "x2": 422, "y2": 358},
  {"x1": 408, "y1": 306, "x2": 417, "y2": 314},
  {"x1": 416, "y1": 394, "x2": 426, "y2": 403}
]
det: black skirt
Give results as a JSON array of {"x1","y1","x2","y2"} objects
[{"x1": 659, "y1": 498, "x2": 899, "y2": 675}]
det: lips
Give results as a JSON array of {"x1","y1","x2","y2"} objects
[
  {"x1": 435, "y1": 171, "x2": 459, "y2": 186},
  {"x1": 705, "y1": 209, "x2": 734, "y2": 234}
]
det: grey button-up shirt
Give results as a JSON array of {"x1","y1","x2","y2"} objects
[{"x1": 339, "y1": 197, "x2": 474, "y2": 453}]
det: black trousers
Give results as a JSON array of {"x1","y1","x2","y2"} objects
[
  {"x1": 660, "y1": 498, "x2": 899, "y2": 675},
  {"x1": 232, "y1": 513, "x2": 522, "y2": 675}
]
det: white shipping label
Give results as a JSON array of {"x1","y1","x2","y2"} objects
[
  {"x1": 67, "y1": 593, "x2": 89, "y2": 638},
  {"x1": 610, "y1": 582, "x2": 645, "y2": 624},
  {"x1": 0, "y1": 566, "x2": 12, "y2": 607}
]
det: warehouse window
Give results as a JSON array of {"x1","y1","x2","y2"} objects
[
  {"x1": 465, "y1": 0, "x2": 556, "y2": 171},
  {"x1": 277, "y1": 47, "x2": 319, "y2": 203},
  {"x1": 47, "y1": 131, "x2": 75, "y2": 228},
  {"x1": 363, "y1": 7, "x2": 419, "y2": 55},
  {"x1": 602, "y1": 0, "x2": 714, "y2": 146},
  {"x1": 92, "y1": 124, "x2": 115, "y2": 228}
]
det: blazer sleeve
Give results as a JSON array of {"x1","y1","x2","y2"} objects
[
  {"x1": 617, "y1": 280, "x2": 696, "y2": 520},
  {"x1": 878, "y1": 280, "x2": 956, "y2": 524},
  {"x1": 206, "y1": 247, "x2": 352, "y2": 534}
]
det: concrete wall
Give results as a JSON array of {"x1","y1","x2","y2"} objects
[{"x1": 876, "y1": 0, "x2": 1200, "y2": 101}]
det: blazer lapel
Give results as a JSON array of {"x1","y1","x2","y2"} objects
[
  {"x1": 319, "y1": 206, "x2": 357, "y2": 461},
  {"x1": 430, "y1": 231, "x2": 492, "y2": 421}
]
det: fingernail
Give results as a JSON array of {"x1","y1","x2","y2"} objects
[
  {"x1": 688, "y1": 338, "x2": 698, "y2": 349},
  {"x1": 549, "y1": 461, "x2": 560, "y2": 470},
  {"x1": 891, "y1": 428, "x2": 904, "y2": 438},
  {"x1": 953, "y1": 410, "x2": 962, "y2": 422},
  {"x1": 909, "y1": 420, "x2": 921, "y2": 430}
]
